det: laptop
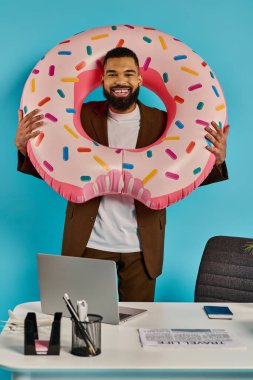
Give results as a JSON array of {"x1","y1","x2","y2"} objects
[{"x1": 37, "y1": 254, "x2": 147, "y2": 325}]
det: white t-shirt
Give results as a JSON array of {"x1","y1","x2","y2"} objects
[{"x1": 87, "y1": 105, "x2": 141, "y2": 252}]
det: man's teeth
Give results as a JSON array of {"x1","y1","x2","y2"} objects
[{"x1": 114, "y1": 89, "x2": 129, "y2": 94}]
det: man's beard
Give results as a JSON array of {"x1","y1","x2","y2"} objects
[{"x1": 103, "y1": 86, "x2": 140, "y2": 111}]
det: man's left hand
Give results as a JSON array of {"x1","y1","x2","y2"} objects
[{"x1": 205, "y1": 121, "x2": 230, "y2": 165}]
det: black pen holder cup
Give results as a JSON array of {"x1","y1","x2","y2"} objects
[{"x1": 71, "y1": 314, "x2": 102, "y2": 357}]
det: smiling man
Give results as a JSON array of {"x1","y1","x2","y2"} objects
[{"x1": 15, "y1": 47, "x2": 229, "y2": 302}]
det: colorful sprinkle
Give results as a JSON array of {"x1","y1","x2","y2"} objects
[
  {"x1": 188, "y1": 83, "x2": 202, "y2": 91},
  {"x1": 86, "y1": 46, "x2": 92, "y2": 55},
  {"x1": 174, "y1": 55, "x2": 187, "y2": 61},
  {"x1": 165, "y1": 148, "x2": 177, "y2": 160},
  {"x1": 216, "y1": 104, "x2": 225, "y2": 111},
  {"x1": 116, "y1": 39, "x2": 124, "y2": 47},
  {"x1": 143, "y1": 36, "x2": 152, "y2": 43},
  {"x1": 181, "y1": 67, "x2": 199, "y2": 76},
  {"x1": 111, "y1": 26, "x2": 117, "y2": 30},
  {"x1": 158, "y1": 36, "x2": 167, "y2": 50},
  {"x1": 115, "y1": 149, "x2": 122, "y2": 153},
  {"x1": 35, "y1": 133, "x2": 44, "y2": 147},
  {"x1": 163, "y1": 136, "x2": 180, "y2": 141},
  {"x1": 45, "y1": 113, "x2": 57, "y2": 122},
  {"x1": 93, "y1": 155, "x2": 109, "y2": 171},
  {"x1": 66, "y1": 108, "x2": 76, "y2": 113},
  {"x1": 91, "y1": 34, "x2": 109, "y2": 40},
  {"x1": 123, "y1": 163, "x2": 134, "y2": 169},
  {"x1": 125, "y1": 25, "x2": 134, "y2": 29},
  {"x1": 57, "y1": 89, "x2": 65, "y2": 98},
  {"x1": 147, "y1": 150, "x2": 152, "y2": 158},
  {"x1": 32, "y1": 69, "x2": 39, "y2": 74},
  {"x1": 144, "y1": 27, "x2": 156, "y2": 30},
  {"x1": 175, "y1": 120, "x2": 184, "y2": 129},
  {"x1": 212, "y1": 85, "x2": 220, "y2": 97},
  {"x1": 61, "y1": 77, "x2": 79, "y2": 83},
  {"x1": 38, "y1": 97, "x2": 51, "y2": 106},
  {"x1": 165, "y1": 172, "x2": 179, "y2": 180},
  {"x1": 49, "y1": 65, "x2": 55, "y2": 76},
  {"x1": 218, "y1": 121, "x2": 222, "y2": 129},
  {"x1": 210, "y1": 71, "x2": 215, "y2": 79},
  {"x1": 58, "y1": 51, "x2": 72, "y2": 55},
  {"x1": 59, "y1": 40, "x2": 70, "y2": 44},
  {"x1": 31, "y1": 78, "x2": 35, "y2": 92},
  {"x1": 24, "y1": 106, "x2": 28, "y2": 114},
  {"x1": 75, "y1": 61, "x2": 86, "y2": 71},
  {"x1": 196, "y1": 119, "x2": 209, "y2": 127},
  {"x1": 63, "y1": 147, "x2": 69, "y2": 161},
  {"x1": 92, "y1": 141, "x2": 99, "y2": 146},
  {"x1": 163, "y1": 73, "x2": 169, "y2": 83},
  {"x1": 80, "y1": 176, "x2": 91, "y2": 181},
  {"x1": 197, "y1": 102, "x2": 204, "y2": 110},
  {"x1": 143, "y1": 57, "x2": 151, "y2": 71},
  {"x1": 142, "y1": 169, "x2": 158, "y2": 184},
  {"x1": 77, "y1": 147, "x2": 91, "y2": 152},
  {"x1": 64, "y1": 124, "x2": 79, "y2": 138},
  {"x1": 174, "y1": 96, "x2": 184, "y2": 104},
  {"x1": 43, "y1": 161, "x2": 54, "y2": 172},
  {"x1": 193, "y1": 167, "x2": 201, "y2": 175},
  {"x1": 186, "y1": 141, "x2": 196, "y2": 153},
  {"x1": 201, "y1": 61, "x2": 207, "y2": 67}
]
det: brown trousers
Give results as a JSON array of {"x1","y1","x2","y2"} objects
[{"x1": 83, "y1": 247, "x2": 156, "y2": 302}]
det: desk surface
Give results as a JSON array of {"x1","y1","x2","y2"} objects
[{"x1": 1, "y1": 302, "x2": 253, "y2": 378}]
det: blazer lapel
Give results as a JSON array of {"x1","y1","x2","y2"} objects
[
  {"x1": 89, "y1": 101, "x2": 109, "y2": 146},
  {"x1": 136, "y1": 101, "x2": 153, "y2": 149}
]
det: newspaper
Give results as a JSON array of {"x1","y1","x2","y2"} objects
[{"x1": 138, "y1": 329, "x2": 245, "y2": 349}]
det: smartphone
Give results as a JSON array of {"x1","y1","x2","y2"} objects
[{"x1": 203, "y1": 305, "x2": 233, "y2": 319}]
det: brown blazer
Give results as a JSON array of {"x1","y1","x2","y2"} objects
[{"x1": 17, "y1": 100, "x2": 228, "y2": 279}]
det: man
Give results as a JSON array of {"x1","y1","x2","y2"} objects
[{"x1": 15, "y1": 47, "x2": 229, "y2": 302}]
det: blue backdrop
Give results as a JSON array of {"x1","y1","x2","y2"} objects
[{"x1": 1, "y1": 0, "x2": 252, "y2": 378}]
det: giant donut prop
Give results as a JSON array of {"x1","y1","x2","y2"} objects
[{"x1": 21, "y1": 25, "x2": 227, "y2": 209}]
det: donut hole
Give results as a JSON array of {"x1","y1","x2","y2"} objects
[
  {"x1": 80, "y1": 85, "x2": 170, "y2": 148},
  {"x1": 81, "y1": 86, "x2": 168, "y2": 148},
  {"x1": 74, "y1": 68, "x2": 175, "y2": 148}
]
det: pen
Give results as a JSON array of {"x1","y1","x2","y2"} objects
[{"x1": 63, "y1": 294, "x2": 96, "y2": 355}]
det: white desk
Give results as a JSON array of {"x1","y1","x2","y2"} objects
[{"x1": 1, "y1": 302, "x2": 253, "y2": 380}]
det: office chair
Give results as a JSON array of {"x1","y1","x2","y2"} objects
[{"x1": 195, "y1": 236, "x2": 253, "y2": 302}]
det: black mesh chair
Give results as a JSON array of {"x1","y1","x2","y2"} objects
[{"x1": 195, "y1": 236, "x2": 253, "y2": 302}]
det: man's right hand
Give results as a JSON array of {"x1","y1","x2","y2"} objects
[{"x1": 15, "y1": 109, "x2": 44, "y2": 156}]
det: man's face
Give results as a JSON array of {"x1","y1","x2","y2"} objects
[{"x1": 102, "y1": 57, "x2": 143, "y2": 112}]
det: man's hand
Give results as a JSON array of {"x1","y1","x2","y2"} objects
[
  {"x1": 15, "y1": 109, "x2": 44, "y2": 156},
  {"x1": 205, "y1": 121, "x2": 230, "y2": 165}
]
